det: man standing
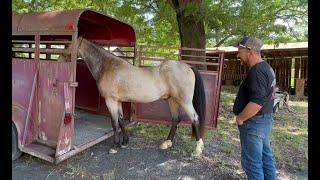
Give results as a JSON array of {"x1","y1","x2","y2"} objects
[{"x1": 233, "y1": 36, "x2": 277, "y2": 180}]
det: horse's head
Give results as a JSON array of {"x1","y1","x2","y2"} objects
[
  {"x1": 56, "y1": 45, "x2": 72, "y2": 62},
  {"x1": 58, "y1": 53, "x2": 71, "y2": 62}
]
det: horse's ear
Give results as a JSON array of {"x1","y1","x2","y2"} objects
[
  {"x1": 76, "y1": 36, "x2": 84, "y2": 50},
  {"x1": 77, "y1": 36, "x2": 83, "y2": 42}
]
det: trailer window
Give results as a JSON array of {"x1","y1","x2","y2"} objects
[
  {"x1": 39, "y1": 35, "x2": 72, "y2": 61},
  {"x1": 12, "y1": 35, "x2": 35, "y2": 60}
]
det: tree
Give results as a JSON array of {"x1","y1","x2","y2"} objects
[
  {"x1": 168, "y1": 0, "x2": 205, "y2": 49},
  {"x1": 167, "y1": 0, "x2": 207, "y2": 69},
  {"x1": 203, "y1": 0, "x2": 308, "y2": 47},
  {"x1": 13, "y1": 0, "x2": 308, "y2": 48}
]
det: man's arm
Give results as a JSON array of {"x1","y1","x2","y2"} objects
[{"x1": 236, "y1": 102, "x2": 262, "y2": 125}]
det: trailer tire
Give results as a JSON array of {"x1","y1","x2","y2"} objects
[{"x1": 12, "y1": 123, "x2": 22, "y2": 161}]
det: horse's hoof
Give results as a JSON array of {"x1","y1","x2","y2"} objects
[
  {"x1": 160, "y1": 140, "x2": 172, "y2": 150},
  {"x1": 121, "y1": 144, "x2": 128, "y2": 148},
  {"x1": 197, "y1": 139, "x2": 204, "y2": 151},
  {"x1": 109, "y1": 148, "x2": 118, "y2": 154},
  {"x1": 192, "y1": 139, "x2": 204, "y2": 157}
]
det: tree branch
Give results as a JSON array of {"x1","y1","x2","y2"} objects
[
  {"x1": 140, "y1": 0, "x2": 159, "y2": 13},
  {"x1": 214, "y1": 34, "x2": 232, "y2": 47}
]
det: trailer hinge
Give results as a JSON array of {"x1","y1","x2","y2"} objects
[{"x1": 69, "y1": 82, "x2": 78, "y2": 87}]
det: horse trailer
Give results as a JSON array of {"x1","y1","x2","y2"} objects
[{"x1": 12, "y1": 9, "x2": 224, "y2": 164}]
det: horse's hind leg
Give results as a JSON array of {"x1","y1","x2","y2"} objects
[
  {"x1": 180, "y1": 102, "x2": 204, "y2": 157},
  {"x1": 117, "y1": 102, "x2": 129, "y2": 148},
  {"x1": 105, "y1": 98, "x2": 121, "y2": 154},
  {"x1": 160, "y1": 98, "x2": 181, "y2": 150}
]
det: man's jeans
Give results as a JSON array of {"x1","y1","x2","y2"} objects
[{"x1": 238, "y1": 114, "x2": 277, "y2": 180}]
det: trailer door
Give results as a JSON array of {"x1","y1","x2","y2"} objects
[{"x1": 37, "y1": 35, "x2": 76, "y2": 157}]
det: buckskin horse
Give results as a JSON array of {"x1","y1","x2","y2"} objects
[{"x1": 76, "y1": 38, "x2": 206, "y2": 156}]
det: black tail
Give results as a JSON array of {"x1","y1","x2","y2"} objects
[{"x1": 190, "y1": 66, "x2": 206, "y2": 139}]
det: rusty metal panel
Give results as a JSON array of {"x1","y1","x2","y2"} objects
[
  {"x1": 12, "y1": 59, "x2": 39, "y2": 145},
  {"x1": 133, "y1": 72, "x2": 220, "y2": 128},
  {"x1": 38, "y1": 61, "x2": 74, "y2": 150},
  {"x1": 55, "y1": 82, "x2": 75, "y2": 157},
  {"x1": 12, "y1": 9, "x2": 136, "y2": 47},
  {"x1": 13, "y1": 9, "x2": 81, "y2": 33},
  {"x1": 12, "y1": 60, "x2": 37, "y2": 111}
]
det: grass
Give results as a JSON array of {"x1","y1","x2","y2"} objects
[
  {"x1": 271, "y1": 100, "x2": 308, "y2": 171},
  {"x1": 127, "y1": 122, "x2": 196, "y2": 154},
  {"x1": 127, "y1": 123, "x2": 170, "y2": 141},
  {"x1": 61, "y1": 161, "x2": 104, "y2": 179},
  {"x1": 217, "y1": 89, "x2": 308, "y2": 174}
]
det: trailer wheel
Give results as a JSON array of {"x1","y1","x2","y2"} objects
[{"x1": 12, "y1": 123, "x2": 22, "y2": 161}]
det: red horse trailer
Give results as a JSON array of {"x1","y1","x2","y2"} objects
[
  {"x1": 12, "y1": 9, "x2": 224, "y2": 164},
  {"x1": 12, "y1": 9, "x2": 136, "y2": 163}
]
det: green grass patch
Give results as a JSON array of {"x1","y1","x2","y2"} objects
[
  {"x1": 127, "y1": 123, "x2": 170, "y2": 141},
  {"x1": 128, "y1": 122, "x2": 198, "y2": 154},
  {"x1": 271, "y1": 100, "x2": 308, "y2": 171},
  {"x1": 220, "y1": 91, "x2": 236, "y2": 104}
]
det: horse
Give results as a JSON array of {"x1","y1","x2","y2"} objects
[{"x1": 76, "y1": 37, "x2": 206, "y2": 156}]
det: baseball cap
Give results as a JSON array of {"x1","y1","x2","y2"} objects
[{"x1": 235, "y1": 36, "x2": 263, "y2": 52}]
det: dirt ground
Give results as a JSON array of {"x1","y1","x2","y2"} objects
[
  {"x1": 13, "y1": 135, "x2": 242, "y2": 180},
  {"x1": 12, "y1": 134, "x2": 307, "y2": 180},
  {"x1": 12, "y1": 86, "x2": 308, "y2": 180}
]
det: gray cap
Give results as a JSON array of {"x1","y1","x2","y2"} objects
[{"x1": 235, "y1": 36, "x2": 263, "y2": 52}]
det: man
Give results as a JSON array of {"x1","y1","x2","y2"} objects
[{"x1": 233, "y1": 36, "x2": 277, "y2": 180}]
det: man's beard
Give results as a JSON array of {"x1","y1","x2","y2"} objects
[{"x1": 240, "y1": 58, "x2": 248, "y2": 67}]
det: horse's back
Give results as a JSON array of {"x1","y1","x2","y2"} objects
[
  {"x1": 97, "y1": 59, "x2": 195, "y2": 104},
  {"x1": 99, "y1": 60, "x2": 169, "y2": 102}
]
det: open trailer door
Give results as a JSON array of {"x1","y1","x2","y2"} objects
[{"x1": 36, "y1": 35, "x2": 77, "y2": 159}]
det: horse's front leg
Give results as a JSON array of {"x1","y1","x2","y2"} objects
[
  {"x1": 105, "y1": 99, "x2": 121, "y2": 154},
  {"x1": 118, "y1": 102, "x2": 129, "y2": 148},
  {"x1": 160, "y1": 117, "x2": 181, "y2": 149}
]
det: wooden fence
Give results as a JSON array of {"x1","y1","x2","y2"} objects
[{"x1": 221, "y1": 56, "x2": 308, "y2": 95}]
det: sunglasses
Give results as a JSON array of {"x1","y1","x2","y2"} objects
[{"x1": 238, "y1": 43, "x2": 251, "y2": 50}]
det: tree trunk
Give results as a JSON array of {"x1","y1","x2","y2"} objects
[{"x1": 170, "y1": 0, "x2": 206, "y2": 70}]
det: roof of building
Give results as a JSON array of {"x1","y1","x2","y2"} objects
[{"x1": 207, "y1": 42, "x2": 308, "y2": 58}]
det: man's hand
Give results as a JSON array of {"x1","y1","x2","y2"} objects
[
  {"x1": 235, "y1": 102, "x2": 262, "y2": 126},
  {"x1": 236, "y1": 116, "x2": 244, "y2": 126}
]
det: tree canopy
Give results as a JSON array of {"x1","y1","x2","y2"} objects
[{"x1": 13, "y1": 0, "x2": 308, "y2": 47}]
